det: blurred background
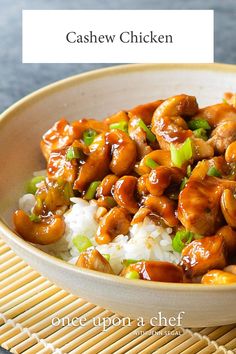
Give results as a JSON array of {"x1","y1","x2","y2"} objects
[{"x1": 0, "y1": 0, "x2": 235, "y2": 113}]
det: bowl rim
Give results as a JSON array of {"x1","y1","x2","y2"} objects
[{"x1": 1, "y1": 62, "x2": 236, "y2": 291}]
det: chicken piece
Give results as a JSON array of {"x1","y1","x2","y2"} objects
[
  {"x1": 128, "y1": 116, "x2": 153, "y2": 159},
  {"x1": 178, "y1": 176, "x2": 236, "y2": 235},
  {"x1": 76, "y1": 249, "x2": 114, "y2": 274},
  {"x1": 113, "y1": 176, "x2": 139, "y2": 214},
  {"x1": 146, "y1": 166, "x2": 184, "y2": 197},
  {"x1": 144, "y1": 194, "x2": 178, "y2": 227},
  {"x1": 121, "y1": 261, "x2": 183, "y2": 283},
  {"x1": 74, "y1": 133, "x2": 110, "y2": 191},
  {"x1": 201, "y1": 270, "x2": 236, "y2": 284},
  {"x1": 41, "y1": 119, "x2": 78, "y2": 160},
  {"x1": 95, "y1": 207, "x2": 131, "y2": 244},
  {"x1": 47, "y1": 148, "x2": 78, "y2": 183},
  {"x1": 106, "y1": 130, "x2": 137, "y2": 176},
  {"x1": 193, "y1": 103, "x2": 236, "y2": 154},
  {"x1": 181, "y1": 235, "x2": 227, "y2": 278}
]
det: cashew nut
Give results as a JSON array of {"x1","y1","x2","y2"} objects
[
  {"x1": 96, "y1": 174, "x2": 119, "y2": 197},
  {"x1": 220, "y1": 189, "x2": 236, "y2": 228},
  {"x1": 106, "y1": 130, "x2": 137, "y2": 176},
  {"x1": 225, "y1": 141, "x2": 236, "y2": 163},
  {"x1": 144, "y1": 194, "x2": 178, "y2": 227},
  {"x1": 216, "y1": 225, "x2": 236, "y2": 253},
  {"x1": 201, "y1": 270, "x2": 236, "y2": 285},
  {"x1": 13, "y1": 210, "x2": 65, "y2": 245},
  {"x1": 95, "y1": 207, "x2": 131, "y2": 244},
  {"x1": 135, "y1": 150, "x2": 171, "y2": 175},
  {"x1": 113, "y1": 176, "x2": 139, "y2": 214}
]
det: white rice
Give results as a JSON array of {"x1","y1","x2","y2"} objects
[{"x1": 19, "y1": 194, "x2": 180, "y2": 274}]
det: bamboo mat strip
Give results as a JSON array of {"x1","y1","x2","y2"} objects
[{"x1": 0, "y1": 236, "x2": 235, "y2": 354}]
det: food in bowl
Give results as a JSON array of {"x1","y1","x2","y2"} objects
[{"x1": 13, "y1": 92, "x2": 236, "y2": 284}]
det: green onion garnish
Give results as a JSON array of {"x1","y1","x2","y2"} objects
[
  {"x1": 122, "y1": 259, "x2": 141, "y2": 267},
  {"x1": 109, "y1": 121, "x2": 128, "y2": 133},
  {"x1": 83, "y1": 129, "x2": 97, "y2": 146},
  {"x1": 72, "y1": 235, "x2": 92, "y2": 252},
  {"x1": 170, "y1": 138, "x2": 193, "y2": 168},
  {"x1": 145, "y1": 158, "x2": 158, "y2": 169},
  {"x1": 29, "y1": 213, "x2": 41, "y2": 222},
  {"x1": 84, "y1": 181, "x2": 101, "y2": 200},
  {"x1": 180, "y1": 177, "x2": 188, "y2": 191},
  {"x1": 27, "y1": 176, "x2": 45, "y2": 195},
  {"x1": 188, "y1": 119, "x2": 211, "y2": 131},
  {"x1": 137, "y1": 119, "x2": 156, "y2": 143},
  {"x1": 187, "y1": 165, "x2": 191, "y2": 177},
  {"x1": 207, "y1": 166, "x2": 222, "y2": 177},
  {"x1": 222, "y1": 98, "x2": 228, "y2": 104},
  {"x1": 193, "y1": 128, "x2": 208, "y2": 141},
  {"x1": 172, "y1": 230, "x2": 194, "y2": 253},
  {"x1": 66, "y1": 146, "x2": 82, "y2": 161},
  {"x1": 102, "y1": 254, "x2": 110, "y2": 262},
  {"x1": 105, "y1": 196, "x2": 117, "y2": 208},
  {"x1": 125, "y1": 270, "x2": 140, "y2": 279},
  {"x1": 64, "y1": 182, "x2": 74, "y2": 201}
]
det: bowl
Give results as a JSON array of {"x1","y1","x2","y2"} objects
[{"x1": 1, "y1": 63, "x2": 236, "y2": 327}]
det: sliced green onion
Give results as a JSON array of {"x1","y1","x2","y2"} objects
[
  {"x1": 222, "y1": 98, "x2": 228, "y2": 104},
  {"x1": 122, "y1": 259, "x2": 140, "y2": 267},
  {"x1": 145, "y1": 158, "x2": 158, "y2": 169},
  {"x1": 172, "y1": 230, "x2": 194, "y2": 253},
  {"x1": 27, "y1": 176, "x2": 46, "y2": 194},
  {"x1": 105, "y1": 196, "x2": 117, "y2": 208},
  {"x1": 102, "y1": 254, "x2": 110, "y2": 262},
  {"x1": 109, "y1": 121, "x2": 128, "y2": 133},
  {"x1": 83, "y1": 129, "x2": 97, "y2": 146},
  {"x1": 207, "y1": 166, "x2": 222, "y2": 177},
  {"x1": 170, "y1": 138, "x2": 193, "y2": 168},
  {"x1": 64, "y1": 182, "x2": 74, "y2": 201},
  {"x1": 84, "y1": 181, "x2": 101, "y2": 200},
  {"x1": 187, "y1": 165, "x2": 192, "y2": 177},
  {"x1": 125, "y1": 270, "x2": 140, "y2": 279},
  {"x1": 180, "y1": 177, "x2": 188, "y2": 191},
  {"x1": 193, "y1": 128, "x2": 208, "y2": 141},
  {"x1": 188, "y1": 119, "x2": 211, "y2": 131},
  {"x1": 29, "y1": 213, "x2": 41, "y2": 222},
  {"x1": 72, "y1": 235, "x2": 92, "y2": 252},
  {"x1": 66, "y1": 146, "x2": 82, "y2": 161},
  {"x1": 137, "y1": 119, "x2": 156, "y2": 143}
]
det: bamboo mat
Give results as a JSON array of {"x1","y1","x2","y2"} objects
[{"x1": 0, "y1": 236, "x2": 236, "y2": 354}]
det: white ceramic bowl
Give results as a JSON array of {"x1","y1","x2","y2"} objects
[{"x1": 1, "y1": 64, "x2": 236, "y2": 327}]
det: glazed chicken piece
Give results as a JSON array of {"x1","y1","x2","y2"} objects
[
  {"x1": 74, "y1": 133, "x2": 110, "y2": 191},
  {"x1": 178, "y1": 169, "x2": 236, "y2": 235},
  {"x1": 76, "y1": 249, "x2": 114, "y2": 274},
  {"x1": 181, "y1": 235, "x2": 227, "y2": 278},
  {"x1": 151, "y1": 94, "x2": 214, "y2": 160},
  {"x1": 121, "y1": 261, "x2": 183, "y2": 283},
  {"x1": 47, "y1": 147, "x2": 78, "y2": 183},
  {"x1": 193, "y1": 103, "x2": 236, "y2": 154},
  {"x1": 127, "y1": 100, "x2": 163, "y2": 159},
  {"x1": 41, "y1": 119, "x2": 78, "y2": 160}
]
